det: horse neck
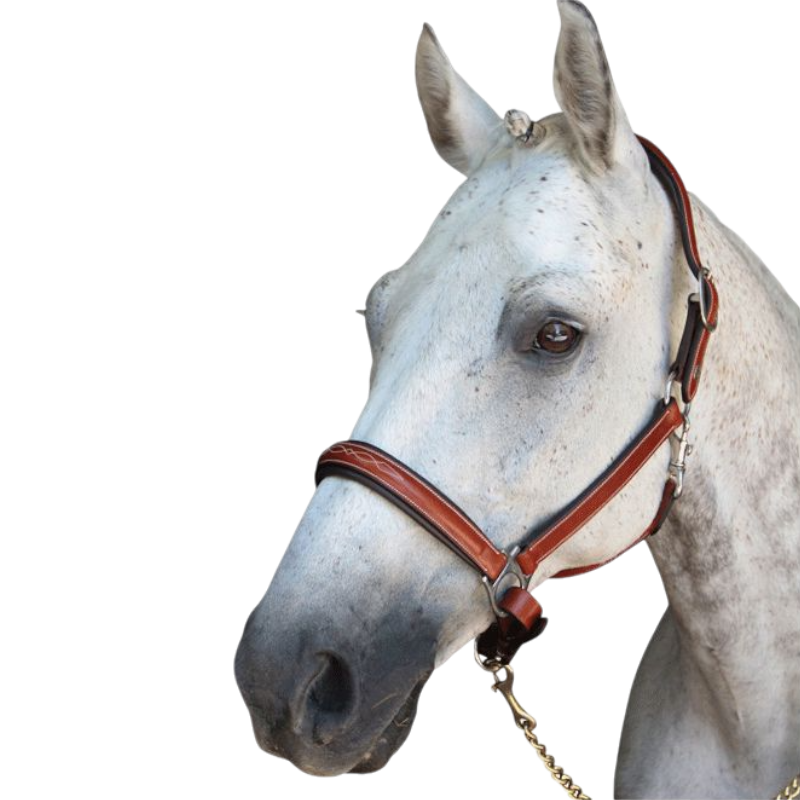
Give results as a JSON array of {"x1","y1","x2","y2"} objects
[{"x1": 648, "y1": 195, "x2": 800, "y2": 756}]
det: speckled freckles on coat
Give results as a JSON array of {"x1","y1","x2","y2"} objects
[{"x1": 235, "y1": 1, "x2": 800, "y2": 795}]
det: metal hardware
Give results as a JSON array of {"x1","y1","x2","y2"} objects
[
  {"x1": 472, "y1": 644, "x2": 800, "y2": 800},
  {"x1": 481, "y1": 546, "x2": 528, "y2": 618},
  {"x1": 669, "y1": 403, "x2": 694, "y2": 500},
  {"x1": 472, "y1": 648, "x2": 800, "y2": 800},
  {"x1": 474, "y1": 642, "x2": 501, "y2": 672},
  {"x1": 482, "y1": 664, "x2": 536, "y2": 733},
  {"x1": 476, "y1": 657, "x2": 590, "y2": 800},
  {"x1": 664, "y1": 361, "x2": 694, "y2": 497},
  {"x1": 490, "y1": 664, "x2": 536, "y2": 733},
  {"x1": 664, "y1": 366, "x2": 679, "y2": 406},
  {"x1": 776, "y1": 774, "x2": 800, "y2": 800},
  {"x1": 668, "y1": 411, "x2": 693, "y2": 499}
]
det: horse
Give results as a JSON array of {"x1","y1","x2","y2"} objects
[{"x1": 235, "y1": 1, "x2": 800, "y2": 796}]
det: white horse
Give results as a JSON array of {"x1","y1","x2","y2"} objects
[{"x1": 235, "y1": 1, "x2": 800, "y2": 796}]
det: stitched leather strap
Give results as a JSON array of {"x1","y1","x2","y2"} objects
[
  {"x1": 637, "y1": 136, "x2": 703, "y2": 279},
  {"x1": 315, "y1": 441, "x2": 508, "y2": 580},
  {"x1": 516, "y1": 400, "x2": 682, "y2": 576},
  {"x1": 553, "y1": 479, "x2": 676, "y2": 579},
  {"x1": 316, "y1": 401, "x2": 681, "y2": 584},
  {"x1": 638, "y1": 136, "x2": 719, "y2": 403}
]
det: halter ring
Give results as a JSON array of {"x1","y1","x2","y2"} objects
[{"x1": 481, "y1": 546, "x2": 528, "y2": 618}]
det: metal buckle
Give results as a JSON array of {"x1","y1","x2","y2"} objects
[{"x1": 481, "y1": 546, "x2": 528, "y2": 618}]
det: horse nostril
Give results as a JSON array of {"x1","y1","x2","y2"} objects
[
  {"x1": 309, "y1": 652, "x2": 353, "y2": 714},
  {"x1": 303, "y1": 652, "x2": 356, "y2": 743}
]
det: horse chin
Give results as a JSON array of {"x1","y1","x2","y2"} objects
[
  {"x1": 347, "y1": 673, "x2": 429, "y2": 774},
  {"x1": 247, "y1": 671, "x2": 432, "y2": 777}
]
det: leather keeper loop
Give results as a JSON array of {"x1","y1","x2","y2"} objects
[
  {"x1": 476, "y1": 588, "x2": 546, "y2": 665},
  {"x1": 674, "y1": 295, "x2": 704, "y2": 402},
  {"x1": 316, "y1": 441, "x2": 508, "y2": 580},
  {"x1": 499, "y1": 586, "x2": 543, "y2": 630},
  {"x1": 674, "y1": 277, "x2": 718, "y2": 403}
]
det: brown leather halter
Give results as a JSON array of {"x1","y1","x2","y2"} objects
[{"x1": 316, "y1": 137, "x2": 719, "y2": 664}]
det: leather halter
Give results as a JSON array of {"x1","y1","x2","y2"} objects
[{"x1": 316, "y1": 137, "x2": 719, "y2": 664}]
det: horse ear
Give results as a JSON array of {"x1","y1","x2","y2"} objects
[
  {"x1": 416, "y1": 24, "x2": 503, "y2": 176},
  {"x1": 553, "y1": 0, "x2": 645, "y2": 174}
]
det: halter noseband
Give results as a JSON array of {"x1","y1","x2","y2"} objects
[{"x1": 315, "y1": 137, "x2": 719, "y2": 665}]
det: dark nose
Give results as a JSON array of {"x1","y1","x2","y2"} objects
[
  {"x1": 298, "y1": 651, "x2": 356, "y2": 743},
  {"x1": 236, "y1": 592, "x2": 438, "y2": 775},
  {"x1": 235, "y1": 613, "x2": 359, "y2": 753}
]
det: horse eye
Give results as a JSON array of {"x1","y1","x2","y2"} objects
[{"x1": 534, "y1": 321, "x2": 580, "y2": 354}]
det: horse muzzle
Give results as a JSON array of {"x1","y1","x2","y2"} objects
[{"x1": 234, "y1": 598, "x2": 435, "y2": 775}]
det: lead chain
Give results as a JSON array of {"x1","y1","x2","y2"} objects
[
  {"x1": 518, "y1": 712, "x2": 590, "y2": 800},
  {"x1": 514, "y1": 703, "x2": 798, "y2": 800},
  {"x1": 472, "y1": 640, "x2": 800, "y2": 800},
  {"x1": 472, "y1": 639, "x2": 592, "y2": 800},
  {"x1": 777, "y1": 774, "x2": 800, "y2": 800}
]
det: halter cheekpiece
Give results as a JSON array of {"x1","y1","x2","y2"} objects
[{"x1": 315, "y1": 136, "x2": 720, "y2": 665}]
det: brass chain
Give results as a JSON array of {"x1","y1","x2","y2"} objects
[
  {"x1": 472, "y1": 640, "x2": 592, "y2": 800},
  {"x1": 776, "y1": 774, "x2": 800, "y2": 800},
  {"x1": 518, "y1": 711, "x2": 591, "y2": 800},
  {"x1": 472, "y1": 640, "x2": 800, "y2": 800}
]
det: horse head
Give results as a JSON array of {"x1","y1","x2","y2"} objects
[{"x1": 236, "y1": 0, "x2": 685, "y2": 776}]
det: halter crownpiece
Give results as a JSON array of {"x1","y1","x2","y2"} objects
[{"x1": 316, "y1": 137, "x2": 719, "y2": 665}]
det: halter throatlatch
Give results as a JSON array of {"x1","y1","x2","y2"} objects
[{"x1": 315, "y1": 137, "x2": 719, "y2": 665}]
